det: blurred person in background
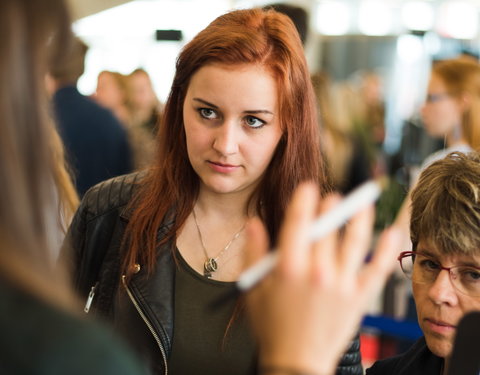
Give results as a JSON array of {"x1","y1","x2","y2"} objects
[
  {"x1": 263, "y1": 3, "x2": 308, "y2": 46},
  {"x1": 126, "y1": 68, "x2": 160, "y2": 169},
  {"x1": 95, "y1": 70, "x2": 133, "y2": 127},
  {"x1": 47, "y1": 38, "x2": 133, "y2": 197},
  {"x1": 0, "y1": 0, "x2": 148, "y2": 373},
  {"x1": 129, "y1": 68, "x2": 163, "y2": 134},
  {"x1": 395, "y1": 58, "x2": 480, "y2": 248},
  {"x1": 311, "y1": 72, "x2": 371, "y2": 194},
  {"x1": 62, "y1": 7, "x2": 364, "y2": 375}
]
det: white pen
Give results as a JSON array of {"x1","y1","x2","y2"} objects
[{"x1": 236, "y1": 178, "x2": 386, "y2": 292}]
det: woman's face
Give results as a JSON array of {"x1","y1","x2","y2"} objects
[
  {"x1": 412, "y1": 241, "x2": 480, "y2": 360},
  {"x1": 95, "y1": 73, "x2": 125, "y2": 109},
  {"x1": 182, "y1": 63, "x2": 283, "y2": 197},
  {"x1": 421, "y1": 74, "x2": 463, "y2": 139},
  {"x1": 130, "y1": 72, "x2": 156, "y2": 110}
]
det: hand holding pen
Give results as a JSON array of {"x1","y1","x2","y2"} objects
[{"x1": 244, "y1": 182, "x2": 402, "y2": 375}]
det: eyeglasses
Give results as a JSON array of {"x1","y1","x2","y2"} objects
[
  {"x1": 425, "y1": 93, "x2": 451, "y2": 103},
  {"x1": 398, "y1": 251, "x2": 480, "y2": 297}
]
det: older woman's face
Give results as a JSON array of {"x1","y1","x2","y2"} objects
[
  {"x1": 412, "y1": 241, "x2": 480, "y2": 359},
  {"x1": 182, "y1": 63, "x2": 282, "y2": 197}
]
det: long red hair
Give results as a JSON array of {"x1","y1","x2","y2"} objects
[{"x1": 124, "y1": 8, "x2": 330, "y2": 276}]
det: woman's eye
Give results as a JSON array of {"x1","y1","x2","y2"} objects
[
  {"x1": 420, "y1": 259, "x2": 440, "y2": 271},
  {"x1": 459, "y1": 267, "x2": 480, "y2": 283},
  {"x1": 199, "y1": 108, "x2": 217, "y2": 119},
  {"x1": 245, "y1": 116, "x2": 265, "y2": 129}
]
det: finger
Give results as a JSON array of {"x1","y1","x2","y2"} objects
[
  {"x1": 357, "y1": 226, "x2": 403, "y2": 307},
  {"x1": 277, "y1": 182, "x2": 319, "y2": 279},
  {"x1": 312, "y1": 194, "x2": 341, "y2": 283},
  {"x1": 339, "y1": 204, "x2": 375, "y2": 282},
  {"x1": 244, "y1": 217, "x2": 270, "y2": 270}
]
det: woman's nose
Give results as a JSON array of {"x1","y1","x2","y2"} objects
[
  {"x1": 427, "y1": 269, "x2": 458, "y2": 306},
  {"x1": 212, "y1": 121, "x2": 239, "y2": 156}
]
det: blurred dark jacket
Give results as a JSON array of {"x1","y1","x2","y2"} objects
[
  {"x1": 366, "y1": 337, "x2": 442, "y2": 375},
  {"x1": 53, "y1": 85, "x2": 133, "y2": 196}
]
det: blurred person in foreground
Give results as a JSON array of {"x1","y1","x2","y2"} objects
[
  {"x1": 0, "y1": 0, "x2": 147, "y2": 373},
  {"x1": 47, "y1": 38, "x2": 133, "y2": 197},
  {"x1": 245, "y1": 182, "x2": 401, "y2": 375}
]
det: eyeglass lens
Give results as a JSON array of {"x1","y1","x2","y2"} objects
[{"x1": 401, "y1": 253, "x2": 480, "y2": 297}]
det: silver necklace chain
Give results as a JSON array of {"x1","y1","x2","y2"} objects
[{"x1": 192, "y1": 208, "x2": 245, "y2": 278}]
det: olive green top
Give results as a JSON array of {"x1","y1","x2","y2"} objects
[{"x1": 168, "y1": 250, "x2": 257, "y2": 375}]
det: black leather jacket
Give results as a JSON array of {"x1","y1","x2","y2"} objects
[{"x1": 63, "y1": 173, "x2": 363, "y2": 375}]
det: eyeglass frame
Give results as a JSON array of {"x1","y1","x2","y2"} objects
[
  {"x1": 425, "y1": 92, "x2": 451, "y2": 103},
  {"x1": 397, "y1": 250, "x2": 480, "y2": 297}
]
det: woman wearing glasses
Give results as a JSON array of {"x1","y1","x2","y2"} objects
[
  {"x1": 367, "y1": 151, "x2": 480, "y2": 375},
  {"x1": 395, "y1": 58, "x2": 480, "y2": 263}
]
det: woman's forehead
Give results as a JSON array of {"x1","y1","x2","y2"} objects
[{"x1": 417, "y1": 240, "x2": 480, "y2": 266}]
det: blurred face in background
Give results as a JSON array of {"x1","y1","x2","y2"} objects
[
  {"x1": 130, "y1": 71, "x2": 157, "y2": 112},
  {"x1": 95, "y1": 72, "x2": 126, "y2": 110},
  {"x1": 421, "y1": 73, "x2": 463, "y2": 139}
]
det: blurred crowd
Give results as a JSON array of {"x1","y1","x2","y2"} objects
[{"x1": 48, "y1": 37, "x2": 163, "y2": 200}]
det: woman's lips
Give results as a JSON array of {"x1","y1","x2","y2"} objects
[
  {"x1": 208, "y1": 161, "x2": 239, "y2": 173},
  {"x1": 425, "y1": 318, "x2": 456, "y2": 334}
]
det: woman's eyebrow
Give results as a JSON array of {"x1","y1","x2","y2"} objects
[
  {"x1": 193, "y1": 98, "x2": 218, "y2": 108},
  {"x1": 456, "y1": 258, "x2": 480, "y2": 268},
  {"x1": 244, "y1": 110, "x2": 274, "y2": 115},
  {"x1": 417, "y1": 248, "x2": 438, "y2": 258},
  {"x1": 192, "y1": 98, "x2": 274, "y2": 115}
]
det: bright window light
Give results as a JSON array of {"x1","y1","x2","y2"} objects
[
  {"x1": 397, "y1": 34, "x2": 424, "y2": 63},
  {"x1": 73, "y1": 0, "x2": 230, "y2": 99},
  {"x1": 315, "y1": 1, "x2": 351, "y2": 35},
  {"x1": 437, "y1": 1, "x2": 478, "y2": 39},
  {"x1": 401, "y1": 1, "x2": 434, "y2": 31},
  {"x1": 358, "y1": 1, "x2": 393, "y2": 36}
]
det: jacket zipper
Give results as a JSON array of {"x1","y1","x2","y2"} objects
[
  {"x1": 84, "y1": 283, "x2": 98, "y2": 313},
  {"x1": 122, "y1": 275, "x2": 168, "y2": 375}
]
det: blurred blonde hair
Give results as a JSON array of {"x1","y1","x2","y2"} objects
[{"x1": 432, "y1": 58, "x2": 480, "y2": 150}]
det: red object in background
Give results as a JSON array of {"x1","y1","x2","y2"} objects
[{"x1": 360, "y1": 332, "x2": 379, "y2": 369}]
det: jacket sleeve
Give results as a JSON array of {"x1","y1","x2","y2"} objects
[
  {"x1": 60, "y1": 173, "x2": 140, "y2": 307},
  {"x1": 336, "y1": 334, "x2": 363, "y2": 375},
  {"x1": 61, "y1": 189, "x2": 92, "y2": 300}
]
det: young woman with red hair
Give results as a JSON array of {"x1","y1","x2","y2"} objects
[{"x1": 63, "y1": 8, "x2": 363, "y2": 375}]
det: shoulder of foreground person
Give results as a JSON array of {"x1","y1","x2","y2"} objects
[
  {"x1": 0, "y1": 280, "x2": 148, "y2": 375},
  {"x1": 366, "y1": 336, "x2": 442, "y2": 375}
]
